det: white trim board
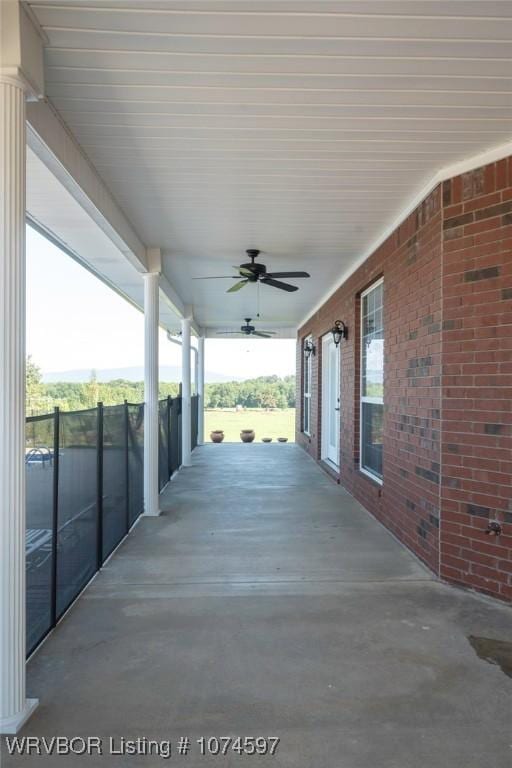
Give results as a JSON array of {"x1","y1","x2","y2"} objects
[
  {"x1": 321, "y1": 332, "x2": 340, "y2": 469},
  {"x1": 359, "y1": 277, "x2": 384, "y2": 486}
]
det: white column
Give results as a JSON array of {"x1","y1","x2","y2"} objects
[
  {"x1": 181, "y1": 317, "x2": 192, "y2": 466},
  {"x1": 0, "y1": 79, "x2": 38, "y2": 734},
  {"x1": 194, "y1": 348, "x2": 198, "y2": 397},
  {"x1": 197, "y1": 336, "x2": 205, "y2": 445},
  {"x1": 143, "y1": 272, "x2": 160, "y2": 516}
]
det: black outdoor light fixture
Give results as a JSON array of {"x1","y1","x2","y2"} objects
[
  {"x1": 331, "y1": 320, "x2": 348, "y2": 347},
  {"x1": 304, "y1": 338, "x2": 316, "y2": 358}
]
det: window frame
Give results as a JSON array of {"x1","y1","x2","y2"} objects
[
  {"x1": 302, "y1": 335, "x2": 312, "y2": 436},
  {"x1": 359, "y1": 277, "x2": 384, "y2": 485}
]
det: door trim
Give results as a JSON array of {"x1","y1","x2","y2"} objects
[{"x1": 321, "y1": 333, "x2": 340, "y2": 470}]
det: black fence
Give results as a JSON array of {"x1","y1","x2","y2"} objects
[
  {"x1": 25, "y1": 401, "x2": 144, "y2": 655},
  {"x1": 191, "y1": 394, "x2": 199, "y2": 450},
  {"x1": 25, "y1": 395, "x2": 198, "y2": 656},
  {"x1": 158, "y1": 396, "x2": 182, "y2": 491}
]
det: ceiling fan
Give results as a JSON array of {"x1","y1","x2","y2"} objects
[
  {"x1": 216, "y1": 318, "x2": 276, "y2": 339},
  {"x1": 194, "y1": 249, "x2": 310, "y2": 293}
]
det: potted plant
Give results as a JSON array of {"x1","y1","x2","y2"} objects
[
  {"x1": 210, "y1": 430, "x2": 225, "y2": 443},
  {"x1": 240, "y1": 429, "x2": 255, "y2": 443}
]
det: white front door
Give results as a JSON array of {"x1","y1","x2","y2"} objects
[{"x1": 321, "y1": 334, "x2": 340, "y2": 467}]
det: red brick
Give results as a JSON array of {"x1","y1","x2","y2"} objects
[
  {"x1": 297, "y1": 157, "x2": 512, "y2": 602},
  {"x1": 496, "y1": 159, "x2": 508, "y2": 190}
]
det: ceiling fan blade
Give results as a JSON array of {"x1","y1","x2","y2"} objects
[
  {"x1": 193, "y1": 276, "x2": 238, "y2": 280},
  {"x1": 227, "y1": 279, "x2": 249, "y2": 293},
  {"x1": 252, "y1": 331, "x2": 273, "y2": 338},
  {"x1": 260, "y1": 277, "x2": 298, "y2": 292},
  {"x1": 234, "y1": 266, "x2": 253, "y2": 277},
  {"x1": 265, "y1": 271, "x2": 310, "y2": 279}
]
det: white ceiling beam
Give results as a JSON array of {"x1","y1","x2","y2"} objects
[
  {"x1": 1, "y1": 0, "x2": 44, "y2": 98},
  {"x1": 149, "y1": 249, "x2": 200, "y2": 334},
  {"x1": 159, "y1": 274, "x2": 186, "y2": 319},
  {"x1": 26, "y1": 90, "x2": 193, "y2": 334},
  {"x1": 26, "y1": 98, "x2": 148, "y2": 273}
]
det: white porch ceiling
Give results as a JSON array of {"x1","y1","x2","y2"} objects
[{"x1": 26, "y1": 0, "x2": 512, "y2": 330}]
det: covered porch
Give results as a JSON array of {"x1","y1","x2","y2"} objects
[
  {"x1": 1, "y1": 0, "x2": 512, "y2": 753},
  {"x1": 6, "y1": 444, "x2": 512, "y2": 766}
]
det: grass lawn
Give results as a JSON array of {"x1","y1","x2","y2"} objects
[{"x1": 204, "y1": 408, "x2": 296, "y2": 443}]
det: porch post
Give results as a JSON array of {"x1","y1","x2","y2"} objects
[
  {"x1": 181, "y1": 317, "x2": 192, "y2": 466},
  {"x1": 0, "y1": 78, "x2": 39, "y2": 733},
  {"x1": 143, "y1": 272, "x2": 160, "y2": 516},
  {"x1": 197, "y1": 336, "x2": 205, "y2": 445}
]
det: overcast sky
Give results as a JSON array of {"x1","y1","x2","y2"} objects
[{"x1": 26, "y1": 226, "x2": 296, "y2": 380}]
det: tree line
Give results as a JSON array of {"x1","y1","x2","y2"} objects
[
  {"x1": 205, "y1": 375, "x2": 295, "y2": 410},
  {"x1": 26, "y1": 358, "x2": 295, "y2": 415}
]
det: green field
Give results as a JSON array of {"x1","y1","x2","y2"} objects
[{"x1": 204, "y1": 408, "x2": 296, "y2": 443}]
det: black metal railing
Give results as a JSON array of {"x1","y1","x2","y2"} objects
[
  {"x1": 26, "y1": 394, "x2": 198, "y2": 656},
  {"x1": 26, "y1": 401, "x2": 143, "y2": 655},
  {"x1": 158, "y1": 395, "x2": 183, "y2": 491},
  {"x1": 191, "y1": 394, "x2": 199, "y2": 450}
]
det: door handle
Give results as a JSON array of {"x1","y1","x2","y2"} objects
[{"x1": 335, "y1": 407, "x2": 340, "y2": 411}]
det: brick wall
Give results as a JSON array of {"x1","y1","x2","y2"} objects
[
  {"x1": 297, "y1": 156, "x2": 512, "y2": 601},
  {"x1": 440, "y1": 160, "x2": 512, "y2": 601},
  {"x1": 297, "y1": 186, "x2": 443, "y2": 574}
]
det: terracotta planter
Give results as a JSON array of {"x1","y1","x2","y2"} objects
[
  {"x1": 240, "y1": 429, "x2": 255, "y2": 443},
  {"x1": 210, "y1": 430, "x2": 225, "y2": 443}
]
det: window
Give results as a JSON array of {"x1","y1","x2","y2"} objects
[
  {"x1": 303, "y1": 336, "x2": 312, "y2": 435},
  {"x1": 360, "y1": 279, "x2": 384, "y2": 482}
]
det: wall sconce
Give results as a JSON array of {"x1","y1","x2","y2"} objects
[
  {"x1": 304, "y1": 338, "x2": 316, "y2": 358},
  {"x1": 331, "y1": 320, "x2": 348, "y2": 347},
  {"x1": 485, "y1": 520, "x2": 502, "y2": 536}
]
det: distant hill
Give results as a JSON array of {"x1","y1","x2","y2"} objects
[{"x1": 42, "y1": 366, "x2": 241, "y2": 384}]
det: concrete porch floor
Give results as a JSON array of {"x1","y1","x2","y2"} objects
[{"x1": 3, "y1": 444, "x2": 512, "y2": 767}]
